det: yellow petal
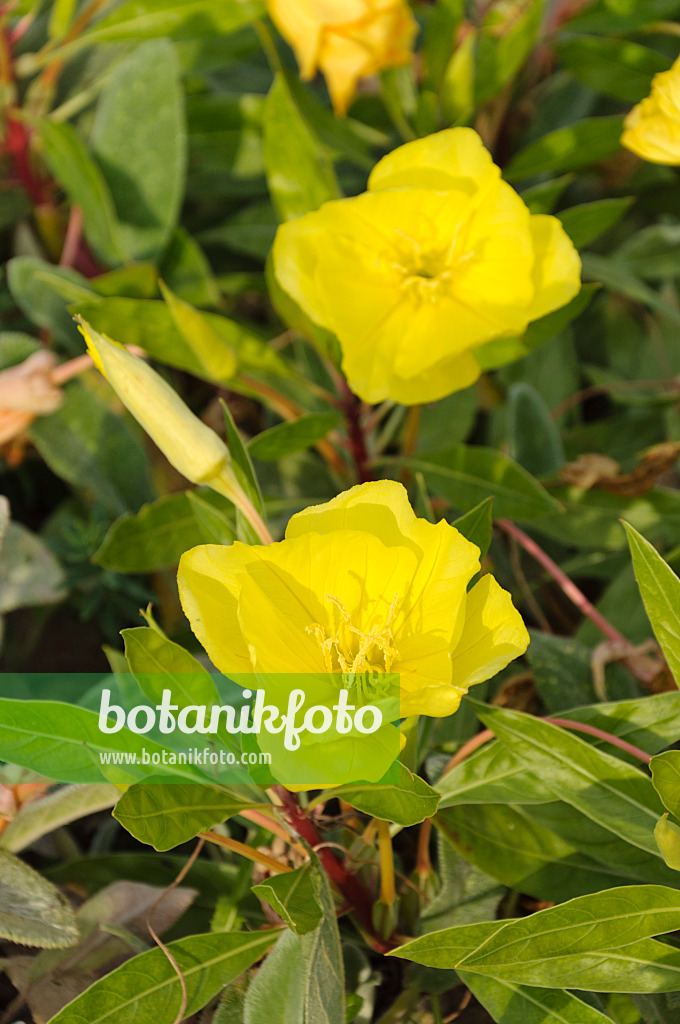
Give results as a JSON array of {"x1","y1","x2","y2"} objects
[
  {"x1": 177, "y1": 542, "x2": 260, "y2": 674},
  {"x1": 622, "y1": 95, "x2": 680, "y2": 164},
  {"x1": 525, "y1": 214, "x2": 582, "y2": 322},
  {"x1": 318, "y1": 31, "x2": 373, "y2": 116},
  {"x1": 286, "y1": 481, "x2": 480, "y2": 678},
  {"x1": 449, "y1": 574, "x2": 530, "y2": 692},
  {"x1": 368, "y1": 127, "x2": 501, "y2": 197},
  {"x1": 380, "y1": 349, "x2": 483, "y2": 405},
  {"x1": 236, "y1": 529, "x2": 419, "y2": 674},
  {"x1": 266, "y1": 0, "x2": 324, "y2": 79}
]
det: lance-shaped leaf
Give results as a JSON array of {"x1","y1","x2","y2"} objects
[
  {"x1": 624, "y1": 522, "x2": 680, "y2": 685},
  {"x1": 113, "y1": 783, "x2": 265, "y2": 851},
  {"x1": 471, "y1": 701, "x2": 663, "y2": 855},
  {"x1": 253, "y1": 860, "x2": 323, "y2": 936},
  {"x1": 48, "y1": 928, "x2": 280, "y2": 1024}
]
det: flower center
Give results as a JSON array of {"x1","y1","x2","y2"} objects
[{"x1": 306, "y1": 594, "x2": 400, "y2": 693}]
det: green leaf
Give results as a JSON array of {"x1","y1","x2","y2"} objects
[
  {"x1": 77, "y1": 0, "x2": 264, "y2": 46},
  {"x1": 581, "y1": 253, "x2": 680, "y2": 323},
  {"x1": 557, "y1": 36, "x2": 668, "y2": 102},
  {"x1": 471, "y1": 285, "x2": 599, "y2": 371},
  {"x1": 113, "y1": 783, "x2": 263, "y2": 851},
  {"x1": 475, "y1": 0, "x2": 544, "y2": 106},
  {"x1": 506, "y1": 383, "x2": 565, "y2": 477},
  {"x1": 94, "y1": 491, "x2": 234, "y2": 573},
  {"x1": 160, "y1": 226, "x2": 221, "y2": 306},
  {"x1": 221, "y1": 398, "x2": 265, "y2": 517},
  {"x1": 459, "y1": 885, "x2": 680, "y2": 969},
  {"x1": 0, "y1": 783, "x2": 117, "y2": 853},
  {"x1": 651, "y1": 751, "x2": 680, "y2": 818},
  {"x1": 420, "y1": 832, "x2": 505, "y2": 933},
  {"x1": 525, "y1": 632, "x2": 596, "y2": 712},
  {"x1": 91, "y1": 39, "x2": 186, "y2": 260},
  {"x1": 532, "y1": 485, "x2": 680, "y2": 551},
  {"x1": 160, "y1": 279, "x2": 237, "y2": 380},
  {"x1": 398, "y1": 445, "x2": 562, "y2": 520},
  {"x1": 505, "y1": 116, "x2": 624, "y2": 180},
  {"x1": 472, "y1": 702, "x2": 663, "y2": 856},
  {"x1": 616, "y1": 224, "x2": 680, "y2": 280},
  {"x1": 122, "y1": 625, "x2": 219, "y2": 707},
  {"x1": 393, "y1": 887, "x2": 680, "y2": 991},
  {"x1": 392, "y1": 919, "x2": 510, "y2": 968},
  {"x1": 37, "y1": 119, "x2": 125, "y2": 265},
  {"x1": 459, "y1": 974, "x2": 615, "y2": 1024},
  {"x1": 0, "y1": 521, "x2": 66, "y2": 613},
  {"x1": 311, "y1": 765, "x2": 440, "y2": 826},
  {"x1": 6, "y1": 257, "x2": 93, "y2": 345},
  {"x1": 437, "y1": 740, "x2": 549, "y2": 809},
  {"x1": 264, "y1": 72, "x2": 339, "y2": 221},
  {"x1": 30, "y1": 380, "x2": 154, "y2": 516},
  {"x1": 201, "y1": 200, "x2": 277, "y2": 261},
  {"x1": 0, "y1": 698, "x2": 204, "y2": 786},
  {"x1": 244, "y1": 860, "x2": 344, "y2": 1024},
  {"x1": 48, "y1": 0, "x2": 77, "y2": 38},
  {"x1": 436, "y1": 803, "x2": 630, "y2": 901},
  {"x1": 248, "y1": 413, "x2": 339, "y2": 461},
  {"x1": 71, "y1": 297, "x2": 292, "y2": 381},
  {"x1": 623, "y1": 522, "x2": 680, "y2": 685},
  {"x1": 48, "y1": 928, "x2": 280, "y2": 1024},
  {"x1": 453, "y1": 497, "x2": 494, "y2": 558},
  {"x1": 521, "y1": 800, "x2": 680, "y2": 889},
  {"x1": 0, "y1": 850, "x2": 79, "y2": 949},
  {"x1": 568, "y1": 0, "x2": 680, "y2": 34},
  {"x1": 521, "y1": 174, "x2": 574, "y2": 215},
  {"x1": 252, "y1": 861, "x2": 323, "y2": 936},
  {"x1": 558, "y1": 198, "x2": 634, "y2": 249}
]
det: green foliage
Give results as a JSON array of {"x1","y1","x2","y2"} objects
[
  {"x1": 48, "y1": 929, "x2": 280, "y2": 1023},
  {"x1": 94, "y1": 491, "x2": 234, "y2": 573},
  {"x1": 624, "y1": 523, "x2": 680, "y2": 685},
  {"x1": 113, "y1": 783, "x2": 264, "y2": 851},
  {"x1": 90, "y1": 39, "x2": 186, "y2": 261},
  {"x1": 0, "y1": 850, "x2": 79, "y2": 949}
]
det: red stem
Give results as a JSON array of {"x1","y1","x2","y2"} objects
[
  {"x1": 274, "y1": 786, "x2": 389, "y2": 950},
  {"x1": 339, "y1": 380, "x2": 373, "y2": 484},
  {"x1": 497, "y1": 519, "x2": 626, "y2": 645},
  {"x1": 441, "y1": 717, "x2": 651, "y2": 777}
]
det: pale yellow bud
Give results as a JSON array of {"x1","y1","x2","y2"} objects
[
  {"x1": 656, "y1": 814, "x2": 680, "y2": 871},
  {"x1": 77, "y1": 317, "x2": 242, "y2": 504}
]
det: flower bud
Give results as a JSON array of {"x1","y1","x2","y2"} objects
[
  {"x1": 655, "y1": 814, "x2": 680, "y2": 871},
  {"x1": 77, "y1": 317, "x2": 244, "y2": 506}
]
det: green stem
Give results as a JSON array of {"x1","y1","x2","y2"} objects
[{"x1": 254, "y1": 17, "x2": 284, "y2": 74}]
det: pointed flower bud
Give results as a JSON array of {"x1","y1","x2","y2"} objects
[{"x1": 77, "y1": 317, "x2": 246, "y2": 511}]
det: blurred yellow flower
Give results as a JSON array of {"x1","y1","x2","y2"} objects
[
  {"x1": 272, "y1": 128, "x2": 581, "y2": 405},
  {"x1": 178, "y1": 480, "x2": 528, "y2": 718},
  {"x1": 266, "y1": 0, "x2": 417, "y2": 115},
  {"x1": 622, "y1": 56, "x2": 680, "y2": 164}
]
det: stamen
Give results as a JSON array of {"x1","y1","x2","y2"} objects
[{"x1": 305, "y1": 593, "x2": 401, "y2": 682}]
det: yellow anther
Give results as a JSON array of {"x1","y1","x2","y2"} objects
[{"x1": 306, "y1": 593, "x2": 401, "y2": 677}]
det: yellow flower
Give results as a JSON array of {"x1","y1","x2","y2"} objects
[
  {"x1": 178, "y1": 479, "x2": 528, "y2": 718},
  {"x1": 622, "y1": 56, "x2": 680, "y2": 164},
  {"x1": 272, "y1": 128, "x2": 582, "y2": 405},
  {"x1": 266, "y1": 0, "x2": 417, "y2": 115}
]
